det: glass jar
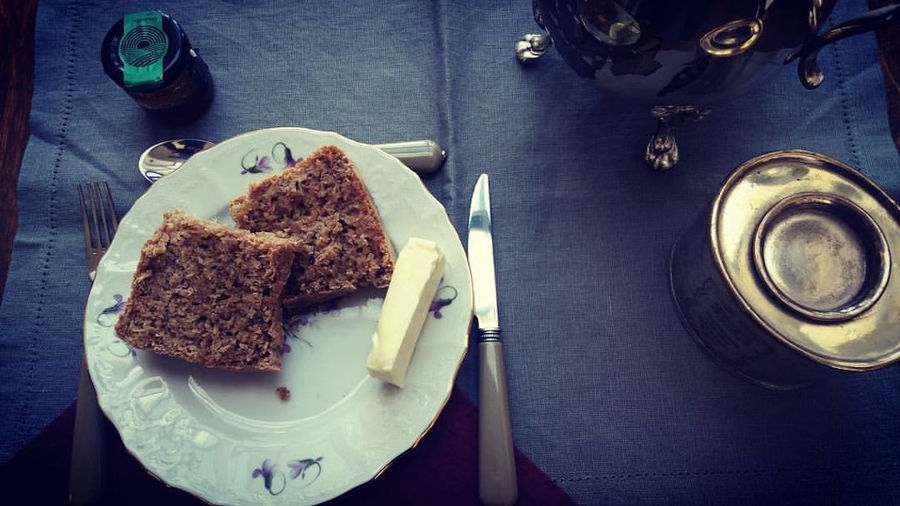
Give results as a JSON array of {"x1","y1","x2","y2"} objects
[{"x1": 101, "y1": 10, "x2": 214, "y2": 123}]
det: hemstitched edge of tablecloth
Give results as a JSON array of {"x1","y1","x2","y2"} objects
[
  {"x1": 830, "y1": 13, "x2": 863, "y2": 169},
  {"x1": 15, "y1": 2, "x2": 81, "y2": 448},
  {"x1": 433, "y1": 0, "x2": 456, "y2": 212}
]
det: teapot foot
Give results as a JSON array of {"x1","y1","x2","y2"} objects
[
  {"x1": 645, "y1": 105, "x2": 711, "y2": 171},
  {"x1": 515, "y1": 33, "x2": 552, "y2": 64}
]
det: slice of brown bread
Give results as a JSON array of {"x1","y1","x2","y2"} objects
[
  {"x1": 114, "y1": 210, "x2": 295, "y2": 371},
  {"x1": 230, "y1": 145, "x2": 395, "y2": 309}
]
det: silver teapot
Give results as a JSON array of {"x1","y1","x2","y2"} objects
[{"x1": 516, "y1": 1, "x2": 900, "y2": 170}]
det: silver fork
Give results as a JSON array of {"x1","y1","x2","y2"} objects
[
  {"x1": 77, "y1": 182, "x2": 118, "y2": 280},
  {"x1": 70, "y1": 182, "x2": 117, "y2": 505}
]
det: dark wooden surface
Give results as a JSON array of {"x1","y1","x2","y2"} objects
[
  {"x1": 0, "y1": 2, "x2": 899, "y2": 301},
  {"x1": 0, "y1": 0, "x2": 38, "y2": 302}
]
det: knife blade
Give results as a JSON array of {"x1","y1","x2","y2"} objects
[{"x1": 468, "y1": 174, "x2": 518, "y2": 506}]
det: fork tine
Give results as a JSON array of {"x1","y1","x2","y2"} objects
[
  {"x1": 102, "y1": 182, "x2": 118, "y2": 232},
  {"x1": 87, "y1": 183, "x2": 103, "y2": 252},
  {"x1": 93, "y1": 182, "x2": 112, "y2": 248},
  {"x1": 77, "y1": 185, "x2": 93, "y2": 254}
]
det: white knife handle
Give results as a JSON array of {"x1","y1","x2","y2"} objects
[
  {"x1": 373, "y1": 140, "x2": 445, "y2": 174},
  {"x1": 479, "y1": 333, "x2": 518, "y2": 506}
]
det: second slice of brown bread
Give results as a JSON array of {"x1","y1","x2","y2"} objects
[
  {"x1": 114, "y1": 210, "x2": 295, "y2": 371},
  {"x1": 230, "y1": 145, "x2": 395, "y2": 309}
]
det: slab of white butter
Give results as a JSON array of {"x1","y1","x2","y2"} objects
[{"x1": 366, "y1": 237, "x2": 446, "y2": 387}]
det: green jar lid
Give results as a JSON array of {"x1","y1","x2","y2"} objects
[{"x1": 101, "y1": 10, "x2": 189, "y2": 91}]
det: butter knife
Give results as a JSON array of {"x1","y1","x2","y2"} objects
[{"x1": 468, "y1": 174, "x2": 518, "y2": 505}]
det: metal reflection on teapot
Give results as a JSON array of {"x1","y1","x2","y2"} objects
[
  {"x1": 516, "y1": 0, "x2": 900, "y2": 170},
  {"x1": 577, "y1": 0, "x2": 642, "y2": 46}
]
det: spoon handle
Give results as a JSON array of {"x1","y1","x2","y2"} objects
[{"x1": 374, "y1": 140, "x2": 446, "y2": 174}]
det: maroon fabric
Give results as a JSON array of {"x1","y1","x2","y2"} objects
[{"x1": 0, "y1": 387, "x2": 573, "y2": 505}]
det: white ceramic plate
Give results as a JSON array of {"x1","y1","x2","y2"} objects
[{"x1": 83, "y1": 127, "x2": 472, "y2": 505}]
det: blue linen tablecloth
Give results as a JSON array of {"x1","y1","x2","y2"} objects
[{"x1": 3, "y1": 0, "x2": 900, "y2": 504}]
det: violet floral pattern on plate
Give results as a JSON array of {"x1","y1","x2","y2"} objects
[
  {"x1": 252, "y1": 459, "x2": 286, "y2": 496},
  {"x1": 288, "y1": 457, "x2": 323, "y2": 485},
  {"x1": 281, "y1": 319, "x2": 312, "y2": 355},
  {"x1": 429, "y1": 285, "x2": 458, "y2": 319},
  {"x1": 253, "y1": 457, "x2": 323, "y2": 495},
  {"x1": 240, "y1": 142, "x2": 301, "y2": 175},
  {"x1": 97, "y1": 294, "x2": 136, "y2": 358},
  {"x1": 96, "y1": 294, "x2": 125, "y2": 327},
  {"x1": 280, "y1": 300, "x2": 341, "y2": 354}
]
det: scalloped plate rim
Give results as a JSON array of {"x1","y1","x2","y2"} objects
[{"x1": 82, "y1": 127, "x2": 472, "y2": 505}]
